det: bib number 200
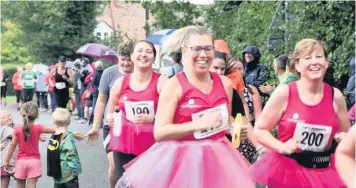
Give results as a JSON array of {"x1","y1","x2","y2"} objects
[{"x1": 301, "y1": 132, "x2": 324, "y2": 147}]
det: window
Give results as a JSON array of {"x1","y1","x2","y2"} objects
[
  {"x1": 96, "y1": 32, "x2": 101, "y2": 36},
  {"x1": 104, "y1": 33, "x2": 108, "y2": 37}
]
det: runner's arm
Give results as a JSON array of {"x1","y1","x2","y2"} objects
[
  {"x1": 334, "y1": 88, "x2": 351, "y2": 133},
  {"x1": 107, "y1": 78, "x2": 123, "y2": 123},
  {"x1": 154, "y1": 78, "x2": 197, "y2": 141},
  {"x1": 254, "y1": 84, "x2": 289, "y2": 152},
  {"x1": 92, "y1": 92, "x2": 108, "y2": 131},
  {"x1": 335, "y1": 126, "x2": 355, "y2": 188},
  {"x1": 42, "y1": 126, "x2": 56, "y2": 133}
]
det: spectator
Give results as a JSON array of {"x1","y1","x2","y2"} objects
[
  {"x1": 21, "y1": 63, "x2": 37, "y2": 102},
  {"x1": 12, "y1": 67, "x2": 23, "y2": 110},
  {"x1": 46, "y1": 66, "x2": 56, "y2": 113},
  {"x1": 35, "y1": 70, "x2": 48, "y2": 112},
  {"x1": 77, "y1": 58, "x2": 92, "y2": 123},
  {"x1": 346, "y1": 57, "x2": 355, "y2": 107},
  {"x1": 72, "y1": 60, "x2": 84, "y2": 120},
  {"x1": 242, "y1": 46, "x2": 268, "y2": 89},
  {"x1": 0, "y1": 67, "x2": 10, "y2": 106},
  {"x1": 88, "y1": 61, "x2": 104, "y2": 125}
]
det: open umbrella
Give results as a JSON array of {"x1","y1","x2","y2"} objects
[
  {"x1": 76, "y1": 43, "x2": 118, "y2": 61},
  {"x1": 33, "y1": 63, "x2": 49, "y2": 74},
  {"x1": 145, "y1": 29, "x2": 176, "y2": 45}
]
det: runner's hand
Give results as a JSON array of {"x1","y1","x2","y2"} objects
[
  {"x1": 278, "y1": 138, "x2": 298, "y2": 155},
  {"x1": 3, "y1": 162, "x2": 9, "y2": 172},
  {"x1": 335, "y1": 132, "x2": 346, "y2": 143},
  {"x1": 135, "y1": 114, "x2": 154, "y2": 124},
  {"x1": 194, "y1": 112, "x2": 222, "y2": 131},
  {"x1": 40, "y1": 134, "x2": 47, "y2": 142},
  {"x1": 240, "y1": 124, "x2": 248, "y2": 140},
  {"x1": 107, "y1": 113, "x2": 114, "y2": 128},
  {"x1": 86, "y1": 128, "x2": 99, "y2": 146}
]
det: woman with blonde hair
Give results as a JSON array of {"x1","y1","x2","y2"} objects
[
  {"x1": 250, "y1": 39, "x2": 350, "y2": 188},
  {"x1": 116, "y1": 26, "x2": 254, "y2": 188},
  {"x1": 21, "y1": 63, "x2": 37, "y2": 102}
]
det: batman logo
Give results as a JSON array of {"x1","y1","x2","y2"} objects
[{"x1": 48, "y1": 139, "x2": 59, "y2": 151}]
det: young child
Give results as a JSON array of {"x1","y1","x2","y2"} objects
[
  {"x1": 1, "y1": 111, "x2": 17, "y2": 188},
  {"x1": 4, "y1": 101, "x2": 56, "y2": 188},
  {"x1": 47, "y1": 108, "x2": 83, "y2": 188}
]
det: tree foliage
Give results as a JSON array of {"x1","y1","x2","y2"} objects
[
  {"x1": 1, "y1": 21, "x2": 35, "y2": 65},
  {"x1": 1, "y1": 1, "x2": 102, "y2": 64},
  {"x1": 142, "y1": 1, "x2": 203, "y2": 32}
]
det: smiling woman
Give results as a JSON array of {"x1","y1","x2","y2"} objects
[
  {"x1": 115, "y1": 26, "x2": 255, "y2": 188},
  {"x1": 106, "y1": 40, "x2": 168, "y2": 180}
]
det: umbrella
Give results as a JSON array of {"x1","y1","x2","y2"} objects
[
  {"x1": 33, "y1": 63, "x2": 49, "y2": 74},
  {"x1": 145, "y1": 29, "x2": 176, "y2": 45},
  {"x1": 76, "y1": 43, "x2": 118, "y2": 61},
  {"x1": 65, "y1": 61, "x2": 74, "y2": 69}
]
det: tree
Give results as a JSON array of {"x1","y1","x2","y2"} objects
[
  {"x1": 1, "y1": 1, "x2": 102, "y2": 64},
  {"x1": 1, "y1": 21, "x2": 35, "y2": 65},
  {"x1": 142, "y1": 1, "x2": 203, "y2": 32}
]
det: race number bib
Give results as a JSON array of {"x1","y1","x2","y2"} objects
[
  {"x1": 192, "y1": 104, "x2": 229, "y2": 139},
  {"x1": 25, "y1": 80, "x2": 34, "y2": 87},
  {"x1": 293, "y1": 122, "x2": 332, "y2": 152},
  {"x1": 55, "y1": 82, "x2": 66, "y2": 89},
  {"x1": 0, "y1": 82, "x2": 5, "y2": 86},
  {"x1": 124, "y1": 101, "x2": 154, "y2": 122}
]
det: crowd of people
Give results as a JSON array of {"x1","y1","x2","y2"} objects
[{"x1": 0, "y1": 25, "x2": 355, "y2": 188}]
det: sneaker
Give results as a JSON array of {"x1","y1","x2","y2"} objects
[
  {"x1": 40, "y1": 108, "x2": 47, "y2": 112},
  {"x1": 74, "y1": 116, "x2": 81, "y2": 121},
  {"x1": 77, "y1": 119, "x2": 86, "y2": 124}
]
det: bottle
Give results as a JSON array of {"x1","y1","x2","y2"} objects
[
  {"x1": 232, "y1": 113, "x2": 242, "y2": 148},
  {"x1": 113, "y1": 107, "x2": 122, "y2": 136}
]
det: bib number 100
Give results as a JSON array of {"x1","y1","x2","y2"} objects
[
  {"x1": 132, "y1": 107, "x2": 149, "y2": 116},
  {"x1": 301, "y1": 132, "x2": 324, "y2": 147}
]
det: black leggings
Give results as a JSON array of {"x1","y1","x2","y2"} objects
[
  {"x1": 113, "y1": 151, "x2": 136, "y2": 179},
  {"x1": 15, "y1": 90, "x2": 23, "y2": 103},
  {"x1": 23, "y1": 89, "x2": 34, "y2": 102},
  {"x1": 0, "y1": 86, "x2": 7, "y2": 98},
  {"x1": 55, "y1": 92, "x2": 69, "y2": 108}
]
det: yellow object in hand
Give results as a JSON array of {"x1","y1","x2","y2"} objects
[{"x1": 232, "y1": 113, "x2": 243, "y2": 148}]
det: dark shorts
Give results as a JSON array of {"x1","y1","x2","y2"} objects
[
  {"x1": 103, "y1": 125, "x2": 112, "y2": 154},
  {"x1": 54, "y1": 177, "x2": 79, "y2": 188}
]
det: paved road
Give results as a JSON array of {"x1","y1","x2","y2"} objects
[{"x1": 6, "y1": 104, "x2": 109, "y2": 188}]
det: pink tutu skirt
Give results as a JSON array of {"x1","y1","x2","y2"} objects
[
  {"x1": 250, "y1": 152, "x2": 345, "y2": 188},
  {"x1": 116, "y1": 137, "x2": 255, "y2": 188},
  {"x1": 108, "y1": 121, "x2": 155, "y2": 155}
]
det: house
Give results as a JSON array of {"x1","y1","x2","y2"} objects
[
  {"x1": 93, "y1": 20, "x2": 114, "y2": 40},
  {"x1": 95, "y1": 0, "x2": 150, "y2": 41}
]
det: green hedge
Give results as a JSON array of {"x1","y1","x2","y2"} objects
[{"x1": 2, "y1": 64, "x2": 22, "y2": 96}]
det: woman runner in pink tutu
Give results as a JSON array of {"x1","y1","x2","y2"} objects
[
  {"x1": 115, "y1": 26, "x2": 254, "y2": 188},
  {"x1": 250, "y1": 39, "x2": 350, "y2": 188},
  {"x1": 106, "y1": 40, "x2": 168, "y2": 180}
]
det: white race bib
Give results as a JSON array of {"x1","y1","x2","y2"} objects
[
  {"x1": 55, "y1": 82, "x2": 66, "y2": 89},
  {"x1": 293, "y1": 122, "x2": 332, "y2": 152},
  {"x1": 192, "y1": 104, "x2": 229, "y2": 139},
  {"x1": 0, "y1": 82, "x2": 5, "y2": 86},
  {"x1": 124, "y1": 101, "x2": 155, "y2": 122},
  {"x1": 25, "y1": 80, "x2": 34, "y2": 87}
]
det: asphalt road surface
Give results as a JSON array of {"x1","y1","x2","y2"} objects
[{"x1": 5, "y1": 104, "x2": 109, "y2": 188}]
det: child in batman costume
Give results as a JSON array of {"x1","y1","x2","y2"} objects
[{"x1": 47, "y1": 108, "x2": 84, "y2": 188}]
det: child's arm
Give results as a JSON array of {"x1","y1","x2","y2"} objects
[
  {"x1": 72, "y1": 132, "x2": 85, "y2": 141},
  {"x1": 4, "y1": 132, "x2": 18, "y2": 169},
  {"x1": 42, "y1": 126, "x2": 56, "y2": 134}
]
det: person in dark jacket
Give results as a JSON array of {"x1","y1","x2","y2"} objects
[
  {"x1": 242, "y1": 46, "x2": 268, "y2": 89},
  {"x1": 346, "y1": 57, "x2": 355, "y2": 107},
  {"x1": 88, "y1": 61, "x2": 104, "y2": 124}
]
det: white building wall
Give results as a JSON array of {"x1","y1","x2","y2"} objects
[{"x1": 93, "y1": 21, "x2": 113, "y2": 40}]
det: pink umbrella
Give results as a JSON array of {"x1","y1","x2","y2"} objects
[{"x1": 76, "y1": 43, "x2": 118, "y2": 61}]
